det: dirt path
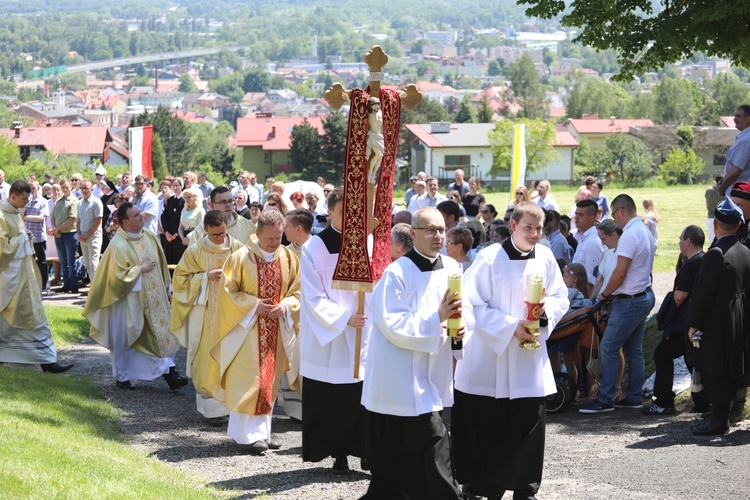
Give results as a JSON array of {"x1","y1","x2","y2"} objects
[{"x1": 52, "y1": 272, "x2": 750, "y2": 499}]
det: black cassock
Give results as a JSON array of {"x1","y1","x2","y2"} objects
[{"x1": 687, "y1": 234, "x2": 750, "y2": 403}]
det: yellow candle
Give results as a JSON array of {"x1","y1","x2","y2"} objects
[
  {"x1": 447, "y1": 274, "x2": 462, "y2": 337},
  {"x1": 527, "y1": 275, "x2": 544, "y2": 304}
]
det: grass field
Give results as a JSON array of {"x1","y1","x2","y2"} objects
[
  {"x1": 481, "y1": 183, "x2": 709, "y2": 273},
  {"x1": 0, "y1": 305, "x2": 225, "y2": 499}
]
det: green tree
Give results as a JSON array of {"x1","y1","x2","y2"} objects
[
  {"x1": 316, "y1": 111, "x2": 347, "y2": 184},
  {"x1": 242, "y1": 68, "x2": 271, "y2": 93},
  {"x1": 178, "y1": 73, "x2": 198, "y2": 93},
  {"x1": 289, "y1": 118, "x2": 322, "y2": 175},
  {"x1": 454, "y1": 94, "x2": 476, "y2": 123},
  {"x1": 659, "y1": 147, "x2": 705, "y2": 185},
  {"x1": 476, "y1": 95, "x2": 495, "y2": 123},
  {"x1": 131, "y1": 106, "x2": 194, "y2": 176},
  {"x1": 566, "y1": 77, "x2": 632, "y2": 119},
  {"x1": 709, "y1": 73, "x2": 750, "y2": 117},
  {"x1": 628, "y1": 91, "x2": 657, "y2": 120},
  {"x1": 150, "y1": 132, "x2": 168, "y2": 181},
  {"x1": 270, "y1": 74, "x2": 287, "y2": 89},
  {"x1": 573, "y1": 137, "x2": 600, "y2": 178},
  {"x1": 597, "y1": 134, "x2": 655, "y2": 186},
  {"x1": 508, "y1": 54, "x2": 547, "y2": 119},
  {"x1": 488, "y1": 118, "x2": 558, "y2": 177},
  {"x1": 654, "y1": 77, "x2": 701, "y2": 124},
  {"x1": 210, "y1": 72, "x2": 245, "y2": 103},
  {"x1": 0, "y1": 81, "x2": 16, "y2": 96},
  {"x1": 523, "y1": 0, "x2": 750, "y2": 80},
  {"x1": 487, "y1": 58, "x2": 505, "y2": 77}
]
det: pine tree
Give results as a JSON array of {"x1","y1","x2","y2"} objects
[
  {"x1": 477, "y1": 95, "x2": 495, "y2": 123},
  {"x1": 289, "y1": 118, "x2": 322, "y2": 176},
  {"x1": 319, "y1": 111, "x2": 347, "y2": 184},
  {"x1": 454, "y1": 94, "x2": 476, "y2": 123},
  {"x1": 151, "y1": 132, "x2": 169, "y2": 180}
]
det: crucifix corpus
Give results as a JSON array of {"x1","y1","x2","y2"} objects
[{"x1": 323, "y1": 45, "x2": 422, "y2": 378}]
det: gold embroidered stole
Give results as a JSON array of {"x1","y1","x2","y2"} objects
[{"x1": 132, "y1": 236, "x2": 178, "y2": 357}]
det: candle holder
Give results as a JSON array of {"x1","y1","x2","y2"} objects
[
  {"x1": 521, "y1": 274, "x2": 544, "y2": 350},
  {"x1": 447, "y1": 274, "x2": 462, "y2": 338}
]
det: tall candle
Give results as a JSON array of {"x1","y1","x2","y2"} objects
[
  {"x1": 447, "y1": 274, "x2": 462, "y2": 337},
  {"x1": 527, "y1": 274, "x2": 544, "y2": 304},
  {"x1": 521, "y1": 274, "x2": 545, "y2": 350}
]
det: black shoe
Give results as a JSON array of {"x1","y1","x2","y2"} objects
[
  {"x1": 116, "y1": 380, "x2": 134, "y2": 390},
  {"x1": 267, "y1": 438, "x2": 281, "y2": 450},
  {"x1": 163, "y1": 367, "x2": 188, "y2": 391},
  {"x1": 692, "y1": 417, "x2": 729, "y2": 436},
  {"x1": 40, "y1": 362, "x2": 74, "y2": 374},
  {"x1": 53, "y1": 287, "x2": 70, "y2": 293},
  {"x1": 360, "y1": 458, "x2": 370, "y2": 471},
  {"x1": 80, "y1": 291, "x2": 89, "y2": 297},
  {"x1": 245, "y1": 440, "x2": 268, "y2": 455},
  {"x1": 642, "y1": 402, "x2": 675, "y2": 416},
  {"x1": 332, "y1": 456, "x2": 350, "y2": 475},
  {"x1": 701, "y1": 411, "x2": 712, "y2": 419},
  {"x1": 70, "y1": 288, "x2": 79, "y2": 294}
]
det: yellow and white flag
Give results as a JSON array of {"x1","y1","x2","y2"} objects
[{"x1": 510, "y1": 124, "x2": 526, "y2": 205}]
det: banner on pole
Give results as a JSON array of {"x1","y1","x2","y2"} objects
[
  {"x1": 129, "y1": 125, "x2": 154, "y2": 179},
  {"x1": 510, "y1": 124, "x2": 526, "y2": 205}
]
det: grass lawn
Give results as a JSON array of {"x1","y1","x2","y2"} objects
[
  {"x1": 483, "y1": 183, "x2": 709, "y2": 272},
  {"x1": 0, "y1": 304, "x2": 225, "y2": 499},
  {"x1": 46, "y1": 304, "x2": 90, "y2": 345}
]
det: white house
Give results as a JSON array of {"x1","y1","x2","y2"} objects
[{"x1": 405, "y1": 122, "x2": 579, "y2": 186}]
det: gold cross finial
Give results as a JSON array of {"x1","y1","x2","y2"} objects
[
  {"x1": 399, "y1": 84, "x2": 422, "y2": 110},
  {"x1": 323, "y1": 83, "x2": 350, "y2": 110},
  {"x1": 364, "y1": 46, "x2": 389, "y2": 96}
]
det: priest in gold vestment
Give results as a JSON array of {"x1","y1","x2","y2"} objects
[
  {"x1": 214, "y1": 209, "x2": 300, "y2": 454},
  {"x1": 0, "y1": 180, "x2": 73, "y2": 373},
  {"x1": 171, "y1": 209, "x2": 244, "y2": 420},
  {"x1": 189, "y1": 185, "x2": 255, "y2": 245},
  {"x1": 83, "y1": 202, "x2": 187, "y2": 390}
]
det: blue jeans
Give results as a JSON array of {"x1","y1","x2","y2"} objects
[
  {"x1": 597, "y1": 290, "x2": 655, "y2": 405},
  {"x1": 55, "y1": 232, "x2": 78, "y2": 290}
]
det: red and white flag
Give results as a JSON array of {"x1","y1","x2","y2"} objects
[{"x1": 129, "y1": 125, "x2": 153, "y2": 179}]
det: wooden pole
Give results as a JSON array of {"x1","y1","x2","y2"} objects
[{"x1": 353, "y1": 291, "x2": 365, "y2": 379}]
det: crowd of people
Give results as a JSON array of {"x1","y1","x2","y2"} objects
[{"x1": 2, "y1": 127, "x2": 750, "y2": 497}]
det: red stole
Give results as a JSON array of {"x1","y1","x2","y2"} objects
[{"x1": 254, "y1": 255, "x2": 282, "y2": 415}]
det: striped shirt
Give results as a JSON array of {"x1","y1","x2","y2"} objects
[{"x1": 24, "y1": 195, "x2": 48, "y2": 243}]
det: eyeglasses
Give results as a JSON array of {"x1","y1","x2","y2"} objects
[
  {"x1": 323, "y1": 189, "x2": 331, "y2": 193},
  {"x1": 481, "y1": 210, "x2": 489, "y2": 214},
  {"x1": 516, "y1": 191, "x2": 523, "y2": 195},
  {"x1": 267, "y1": 202, "x2": 278, "y2": 207},
  {"x1": 413, "y1": 226, "x2": 446, "y2": 236},
  {"x1": 612, "y1": 207, "x2": 623, "y2": 217},
  {"x1": 134, "y1": 182, "x2": 144, "y2": 186},
  {"x1": 446, "y1": 240, "x2": 458, "y2": 246}
]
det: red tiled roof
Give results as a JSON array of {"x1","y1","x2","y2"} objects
[
  {"x1": 13, "y1": 126, "x2": 112, "y2": 155},
  {"x1": 235, "y1": 116, "x2": 325, "y2": 150},
  {"x1": 414, "y1": 81, "x2": 456, "y2": 93},
  {"x1": 554, "y1": 131, "x2": 579, "y2": 147},
  {"x1": 404, "y1": 124, "x2": 444, "y2": 148},
  {"x1": 566, "y1": 118, "x2": 654, "y2": 134}
]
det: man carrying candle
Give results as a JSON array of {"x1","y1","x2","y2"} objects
[
  {"x1": 361, "y1": 207, "x2": 467, "y2": 499},
  {"x1": 453, "y1": 201, "x2": 569, "y2": 500}
]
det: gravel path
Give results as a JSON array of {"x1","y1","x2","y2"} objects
[{"x1": 51, "y1": 272, "x2": 750, "y2": 499}]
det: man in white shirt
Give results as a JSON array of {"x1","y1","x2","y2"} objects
[
  {"x1": 299, "y1": 187, "x2": 371, "y2": 474},
  {"x1": 572, "y1": 199, "x2": 604, "y2": 287},
  {"x1": 0, "y1": 169, "x2": 10, "y2": 200},
  {"x1": 535, "y1": 180, "x2": 558, "y2": 212},
  {"x1": 133, "y1": 175, "x2": 159, "y2": 235},
  {"x1": 362, "y1": 207, "x2": 466, "y2": 499},
  {"x1": 77, "y1": 179, "x2": 104, "y2": 293},
  {"x1": 581, "y1": 194, "x2": 655, "y2": 414},
  {"x1": 407, "y1": 177, "x2": 446, "y2": 213},
  {"x1": 453, "y1": 201, "x2": 568, "y2": 500}
]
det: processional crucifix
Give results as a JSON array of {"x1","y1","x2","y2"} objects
[{"x1": 324, "y1": 45, "x2": 422, "y2": 378}]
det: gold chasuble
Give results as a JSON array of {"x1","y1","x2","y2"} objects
[
  {"x1": 214, "y1": 238, "x2": 300, "y2": 416},
  {"x1": 190, "y1": 216, "x2": 255, "y2": 246},
  {"x1": 170, "y1": 235, "x2": 244, "y2": 400},
  {"x1": 0, "y1": 202, "x2": 46, "y2": 329},
  {"x1": 83, "y1": 228, "x2": 178, "y2": 358}
]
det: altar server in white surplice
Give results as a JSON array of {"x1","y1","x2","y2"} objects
[
  {"x1": 299, "y1": 187, "x2": 371, "y2": 474},
  {"x1": 453, "y1": 201, "x2": 569, "y2": 500},
  {"x1": 361, "y1": 207, "x2": 468, "y2": 499}
]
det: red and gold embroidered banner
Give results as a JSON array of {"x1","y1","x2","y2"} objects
[
  {"x1": 332, "y1": 88, "x2": 401, "y2": 291},
  {"x1": 371, "y1": 88, "x2": 401, "y2": 280},
  {"x1": 254, "y1": 255, "x2": 282, "y2": 415}
]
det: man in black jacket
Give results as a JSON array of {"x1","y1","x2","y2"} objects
[
  {"x1": 644, "y1": 225, "x2": 705, "y2": 416},
  {"x1": 687, "y1": 198, "x2": 750, "y2": 435}
]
